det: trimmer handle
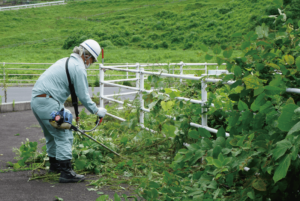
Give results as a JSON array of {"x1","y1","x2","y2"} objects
[{"x1": 95, "y1": 117, "x2": 103, "y2": 125}]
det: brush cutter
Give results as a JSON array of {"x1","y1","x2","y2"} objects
[{"x1": 49, "y1": 108, "x2": 122, "y2": 157}]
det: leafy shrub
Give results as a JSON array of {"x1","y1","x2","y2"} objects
[
  {"x1": 99, "y1": 40, "x2": 114, "y2": 48},
  {"x1": 154, "y1": 11, "x2": 177, "y2": 19},
  {"x1": 153, "y1": 21, "x2": 166, "y2": 30},
  {"x1": 148, "y1": 33, "x2": 160, "y2": 40},
  {"x1": 160, "y1": 41, "x2": 169, "y2": 49},
  {"x1": 184, "y1": 3, "x2": 205, "y2": 10},
  {"x1": 131, "y1": 35, "x2": 143, "y2": 42},
  {"x1": 171, "y1": 36, "x2": 184, "y2": 44},
  {"x1": 153, "y1": 43, "x2": 159, "y2": 49},
  {"x1": 264, "y1": 5, "x2": 279, "y2": 15},
  {"x1": 218, "y1": 7, "x2": 231, "y2": 14},
  {"x1": 183, "y1": 42, "x2": 193, "y2": 49},
  {"x1": 207, "y1": 20, "x2": 217, "y2": 27},
  {"x1": 113, "y1": 37, "x2": 129, "y2": 46}
]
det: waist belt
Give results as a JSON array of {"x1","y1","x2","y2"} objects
[{"x1": 36, "y1": 94, "x2": 53, "y2": 98}]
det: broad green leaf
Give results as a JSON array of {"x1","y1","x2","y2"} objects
[
  {"x1": 241, "y1": 41, "x2": 251, "y2": 50},
  {"x1": 291, "y1": 146, "x2": 299, "y2": 161},
  {"x1": 273, "y1": 0, "x2": 283, "y2": 7},
  {"x1": 198, "y1": 127, "x2": 211, "y2": 138},
  {"x1": 287, "y1": 121, "x2": 300, "y2": 136},
  {"x1": 264, "y1": 86, "x2": 284, "y2": 95},
  {"x1": 213, "y1": 45, "x2": 222, "y2": 55},
  {"x1": 272, "y1": 139, "x2": 292, "y2": 161},
  {"x1": 284, "y1": 55, "x2": 295, "y2": 65},
  {"x1": 217, "y1": 127, "x2": 225, "y2": 138},
  {"x1": 213, "y1": 158, "x2": 222, "y2": 168},
  {"x1": 149, "y1": 181, "x2": 160, "y2": 188},
  {"x1": 252, "y1": 178, "x2": 267, "y2": 191},
  {"x1": 189, "y1": 130, "x2": 200, "y2": 140},
  {"x1": 233, "y1": 66, "x2": 242, "y2": 77},
  {"x1": 75, "y1": 159, "x2": 87, "y2": 170},
  {"x1": 215, "y1": 137, "x2": 226, "y2": 148},
  {"x1": 201, "y1": 138, "x2": 213, "y2": 149},
  {"x1": 242, "y1": 75, "x2": 261, "y2": 90},
  {"x1": 96, "y1": 195, "x2": 109, "y2": 201},
  {"x1": 238, "y1": 100, "x2": 249, "y2": 111},
  {"x1": 200, "y1": 44, "x2": 208, "y2": 52},
  {"x1": 213, "y1": 145, "x2": 222, "y2": 159},
  {"x1": 205, "y1": 54, "x2": 214, "y2": 61},
  {"x1": 223, "y1": 48, "x2": 233, "y2": 58},
  {"x1": 278, "y1": 104, "x2": 298, "y2": 131},
  {"x1": 206, "y1": 157, "x2": 214, "y2": 165},
  {"x1": 222, "y1": 157, "x2": 232, "y2": 166},
  {"x1": 191, "y1": 150, "x2": 205, "y2": 165},
  {"x1": 163, "y1": 124, "x2": 177, "y2": 137},
  {"x1": 237, "y1": 135, "x2": 247, "y2": 146},
  {"x1": 114, "y1": 193, "x2": 121, "y2": 201},
  {"x1": 254, "y1": 86, "x2": 264, "y2": 96},
  {"x1": 267, "y1": 63, "x2": 280, "y2": 70},
  {"x1": 296, "y1": 57, "x2": 300, "y2": 71},
  {"x1": 218, "y1": 153, "x2": 225, "y2": 163},
  {"x1": 247, "y1": 191, "x2": 254, "y2": 199},
  {"x1": 273, "y1": 154, "x2": 292, "y2": 183},
  {"x1": 269, "y1": 74, "x2": 282, "y2": 86},
  {"x1": 216, "y1": 57, "x2": 223, "y2": 67},
  {"x1": 161, "y1": 101, "x2": 174, "y2": 111},
  {"x1": 259, "y1": 101, "x2": 273, "y2": 114}
]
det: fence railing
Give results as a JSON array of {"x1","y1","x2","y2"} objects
[
  {"x1": 0, "y1": 1, "x2": 66, "y2": 11},
  {"x1": 0, "y1": 62, "x2": 226, "y2": 86},
  {"x1": 98, "y1": 63, "x2": 300, "y2": 171}
]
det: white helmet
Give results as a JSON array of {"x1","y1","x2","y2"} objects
[{"x1": 80, "y1": 39, "x2": 101, "y2": 62}]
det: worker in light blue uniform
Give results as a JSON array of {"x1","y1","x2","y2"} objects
[{"x1": 31, "y1": 39, "x2": 107, "y2": 183}]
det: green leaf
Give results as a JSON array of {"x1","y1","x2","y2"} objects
[
  {"x1": 273, "y1": 0, "x2": 283, "y2": 7},
  {"x1": 254, "y1": 86, "x2": 264, "y2": 96},
  {"x1": 264, "y1": 86, "x2": 284, "y2": 95},
  {"x1": 242, "y1": 75, "x2": 261, "y2": 90},
  {"x1": 163, "y1": 124, "x2": 177, "y2": 137},
  {"x1": 223, "y1": 48, "x2": 233, "y2": 58},
  {"x1": 272, "y1": 139, "x2": 292, "y2": 161},
  {"x1": 278, "y1": 104, "x2": 299, "y2": 131},
  {"x1": 213, "y1": 158, "x2": 222, "y2": 168},
  {"x1": 238, "y1": 100, "x2": 249, "y2": 111},
  {"x1": 201, "y1": 138, "x2": 213, "y2": 149},
  {"x1": 273, "y1": 154, "x2": 292, "y2": 183},
  {"x1": 213, "y1": 45, "x2": 222, "y2": 55},
  {"x1": 191, "y1": 150, "x2": 205, "y2": 165},
  {"x1": 189, "y1": 130, "x2": 200, "y2": 140},
  {"x1": 237, "y1": 135, "x2": 247, "y2": 146},
  {"x1": 252, "y1": 178, "x2": 267, "y2": 191},
  {"x1": 205, "y1": 54, "x2": 214, "y2": 61},
  {"x1": 296, "y1": 57, "x2": 300, "y2": 71},
  {"x1": 114, "y1": 193, "x2": 121, "y2": 201},
  {"x1": 232, "y1": 32, "x2": 242, "y2": 37},
  {"x1": 149, "y1": 181, "x2": 160, "y2": 189},
  {"x1": 267, "y1": 63, "x2": 280, "y2": 70},
  {"x1": 217, "y1": 127, "x2": 225, "y2": 138},
  {"x1": 198, "y1": 127, "x2": 211, "y2": 138},
  {"x1": 233, "y1": 66, "x2": 242, "y2": 77},
  {"x1": 215, "y1": 137, "x2": 226, "y2": 148},
  {"x1": 96, "y1": 195, "x2": 109, "y2": 201},
  {"x1": 287, "y1": 122, "x2": 300, "y2": 136},
  {"x1": 75, "y1": 159, "x2": 87, "y2": 170},
  {"x1": 241, "y1": 41, "x2": 251, "y2": 50},
  {"x1": 200, "y1": 44, "x2": 208, "y2": 52},
  {"x1": 284, "y1": 55, "x2": 295, "y2": 65},
  {"x1": 216, "y1": 57, "x2": 223, "y2": 67},
  {"x1": 213, "y1": 145, "x2": 222, "y2": 159}
]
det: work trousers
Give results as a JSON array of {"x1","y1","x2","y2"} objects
[{"x1": 31, "y1": 96, "x2": 73, "y2": 160}]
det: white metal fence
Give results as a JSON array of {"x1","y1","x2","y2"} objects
[
  {"x1": 0, "y1": 62, "x2": 226, "y2": 86},
  {"x1": 98, "y1": 63, "x2": 300, "y2": 138},
  {"x1": 0, "y1": 1, "x2": 66, "y2": 11}
]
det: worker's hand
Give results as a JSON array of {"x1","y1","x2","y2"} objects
[{"x1": 96, "y1": 107, "x2": 107, "y2": 118}]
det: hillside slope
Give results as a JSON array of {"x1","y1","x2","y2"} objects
[{"x1": 0, "y1": 0, "x2": 296, "y2": 63}]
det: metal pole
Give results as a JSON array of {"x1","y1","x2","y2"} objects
[
  {"x1": 180, "y1": 61, "x2": 183, "y2": 83},
  {"x1": 102, "y1": 48, "x2": 104, "y2": 64},
  {"x1": 136, "y1": 63, "x2": 139, "y2": 88},
  {"x1": 99, "y1": 64, "x2": 104, "y2": 107},
  {"x1": 3, "y1": 62, "x2": 6, "y2": 103},
  {"x1": 201, "y1": 80, "x2": 207, "y2": 126},
  {"x1": 126, "y1": 63, "x2": 128, "y2": 79},
  {"x1": 139, "y1": 68, "x2": 144, "y2": 125}
]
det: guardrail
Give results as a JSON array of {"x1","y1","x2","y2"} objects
[{"x1": 0, "y1": 1, "x2": 66, "y2": 11}]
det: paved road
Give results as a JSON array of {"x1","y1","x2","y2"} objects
[
  {"x1": 0, "y1": 108, "x2": 137, "y2": 201},
  {"x1": 0, "y1": 87, "x2": 136, "y2": 103}
]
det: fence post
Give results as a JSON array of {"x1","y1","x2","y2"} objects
[
  {"x1": 201, "y1": 80, "x2": 207, "y2": 127},
  {"x1": 126, "y1": 62, "x2": 128, "y2": 79},
  {"x1": 139, "y1": 68, "x2": 144, "y2": 126},
  {"x1": 136, "y1": 63, "x2": 139, "y2": 88},
  {"x1": 99, "y1": 64, "x2": 104, "y2": 107},
  {"x1": 3, "y1": 62, "x2": 7, "y2": 103},
  {"x1": 180, "y1": 61, "x2": 183, "y2": 83}
]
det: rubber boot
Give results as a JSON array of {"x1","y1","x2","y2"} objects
[
  {"x1": 48, "y1": 157, "x2": 61, "y2": 174},
  {"x1": 58, "y1": 160, "x2": 85, "y2": 183}
]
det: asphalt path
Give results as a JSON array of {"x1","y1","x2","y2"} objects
[
  {"x1": 0, "y1": 108, "x2": 138, "y2": 201},
  {"x1": 0, "y1": 87, "x2": 136, "y2": 103}
]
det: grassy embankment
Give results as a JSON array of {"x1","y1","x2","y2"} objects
[{"x1": 0, "y1": 0, "x2": 272, "y2": 84}]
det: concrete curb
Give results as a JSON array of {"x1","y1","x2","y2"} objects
[
  {"x1": 0, "y1": 101, "x2": 31, "y2": 113},
  {"x1": 0, "y1": 99, "x2": 110, "y2": 113}
]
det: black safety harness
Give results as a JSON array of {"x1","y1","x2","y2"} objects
[{"x1": 65, "y1": 57, "x2": 79, "y2": 122}]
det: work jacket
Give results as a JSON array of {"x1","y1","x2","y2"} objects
[{"x1": 32, "y1": 53, "x2": 98, "y2": 115}]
